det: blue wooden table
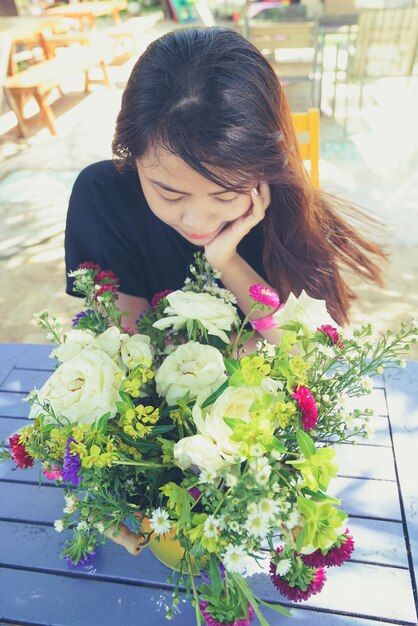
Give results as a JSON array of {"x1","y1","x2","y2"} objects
[{"x1": 0, "y1": 343, "x2": 417, "y2": 626}]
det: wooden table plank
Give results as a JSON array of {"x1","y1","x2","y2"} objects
[
  {"x1": 1, "y1": 368, "x2": 53, "y2": 394},
  {"x1": 330, "y1": 476, "x2": 402, "y2": 521},
  {"x1": 0, "y1": 343, "x2": 27, "y2": 387},
  {"x1": 0, "y1": 416, "x2": 27, "y2": 443},
  {"x1": 384, "y1": 360, "x2": 418, "y2": 616},
  {"x1": 0, "y1": 391, "x2": 30, "y2": 418},
  {"x1": 334, "y1": 443, "x2": 396, "y2": 481}
]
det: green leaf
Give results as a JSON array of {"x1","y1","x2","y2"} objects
[
  {"x1": 257, "y1": 598, "x2": 292, "y2": 617},
  {"x1": 228, "y1": 371, "x2": 246, "y2": 387},
  {"x1": 301, "y1": 488, "x2": 341, "y2": 504},
  {"x1": 97, "y1": 412, "x2": 111, "y2": 434},
  {"x1": 224, "y1": 358, "x2": 240, "y2": 375},
  {"x1": 295, "y1": 523, "x2": 308, "y2": 552},
  {"x1": 208, "y1": 553, "x2": 223, "y2": 600},
  {"x1": 148, "y1": 424, "x2": 176, "y2": 436},
  {"x1": 296, "y1": 496, "x2": 315, "y2": 519},
  {"x1": 271, "y1": 437, "x2": 287, "y2": 453},
  {"x1": 296, "y1": 429, "x2": 315, "y2": 458},
  {"x1": 201, "y1": 379, "x2": 229, "y2": 409},
  {"x1": 232, "y1": 576, "x2": 270, "y2": 626},
  {"x1": 119, "y1": 391, "x2": 134, "y2": 407}
]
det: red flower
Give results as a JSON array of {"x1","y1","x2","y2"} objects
[
  {"x1": 151, "y1": 289, "x2": 173, "y2": 310},
  {"x1": 95, "y1": 284, "x2": 119, "y2": 299},
  {"x1": 269, "y1": 550, "x2": 326, "y2": 602},
  {"x1": 292, "y1": 385, "x2": 318, "y2": 430},
  {"x1": 248, "y1": 284, "x2": 281, "y2": 308},
  {"x1": 94, "y1": 270, "x2": 119, "y2": 286},
  {"x1": 43, "y1": 465, "x2": 63, "y2": 481},
  {"x1": 77, "y1": 262, "x2": 101, "y2": 271},
  {"x1": 9, "y1": 434, "x2": 34, "y2": 469},
  {"x1": 302, "y1": 530, "x2": 354, "y2": 567},
  {"x1": 317, "y1": 324, "x2": 344, "y2": 349}
]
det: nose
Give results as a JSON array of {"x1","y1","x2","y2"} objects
[{"x1": 181, "y1": 209, "x2": 218, "y2": 233}]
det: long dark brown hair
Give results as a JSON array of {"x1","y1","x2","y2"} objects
[{"x1": 112, "y1": 26, "x2": 385, "y2": 324}]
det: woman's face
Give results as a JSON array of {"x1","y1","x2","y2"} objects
[{"x1": 136, "y1": 148, "x2": 255, "y2": 245}]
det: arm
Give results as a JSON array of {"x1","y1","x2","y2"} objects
[
  {"x1": 204, "y1": 183, "x2": 282, "y2": 346},
  {"x1": 118, "y1": 292, "x2": 150, "y2": 333}
]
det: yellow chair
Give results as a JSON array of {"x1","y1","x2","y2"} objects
[{"x1": 291, "y1": 108, "x2": 320, "y2": 188}]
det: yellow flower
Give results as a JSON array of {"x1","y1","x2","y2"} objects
[{"x1": 81, "y1": 444, "x2": 115, "y2": 469}]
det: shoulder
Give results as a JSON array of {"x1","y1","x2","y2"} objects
[{"x1": 73, "y1": 160, "x2": 136, "y2": 191}]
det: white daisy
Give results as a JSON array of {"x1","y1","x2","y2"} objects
[
  {"x1": 149, "y1": 507, "x2": 171, "y2": 535},
  {"x1": 221, "y1": 544, "x2": 248, "y2": 574},
  {"x1": 229, "y1": 520, "x2": 240, "y2": 533},
  {"x1": 54, "y1": 519, "x2": 64, "y2": 533},
  {"x1": 361, "y1": 376, "x2": 373, "y2": 392},
  {"x1": 245, "y1": 512, "x2": 269, "y2": 539},
  {"x1": 203, "y1": 515, "x2": 222, "y2": 538},
  {"x1": 258, "y1": 498, "x2": 280, "y2": 521},
  {"x1": 275, "y1": 558, "x2": 292, "y2": 577},
  {"x1": 248, "y1": 443, "x2": 264, "y2": 458}
]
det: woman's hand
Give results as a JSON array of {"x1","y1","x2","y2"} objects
[{"x1": 204, "y1": 182, "x2": 271, "y2": 271}]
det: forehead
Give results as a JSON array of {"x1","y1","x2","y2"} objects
[{"x1": 137, "y1": 147, "x2": 228, "y2": 193}]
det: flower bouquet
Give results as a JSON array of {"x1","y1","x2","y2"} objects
[{"x1": 2, "y1": 253, "x2": 417, "y2": 626}]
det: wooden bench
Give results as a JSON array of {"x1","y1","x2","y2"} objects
[{"x1": 3, "y1": 44, "x2": 111, "y2": 136}]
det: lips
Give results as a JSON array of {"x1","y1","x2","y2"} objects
[{"x1": 182, "y1": 228, "x2": 219, "y2": 240}]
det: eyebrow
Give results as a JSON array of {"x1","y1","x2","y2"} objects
[{"x1": 149, "y1": 179, "x2": 234, "y2": 196}]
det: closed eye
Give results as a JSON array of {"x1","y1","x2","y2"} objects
[
  {"x1": 159, "y1": 195, "x2": 183, "y2": 204},
  {"x1": 216, "y1": 196, "x2": 239, "y2": 204}
]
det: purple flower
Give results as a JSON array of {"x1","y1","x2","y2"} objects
[
  {"x1": 64, "y1": 551, "x2": 96, "y2": 569},
  {"x1": 72, "y1": 309, "x2": 94, "y2": 327},
  {"x1": 199, "y1": 561, "x2": 226, "y2": 586},
  {"x1": 62, "y1": 438, "x2": 83, "y2": 486},
  {"x1": 188, "y1": 487, "x2": 201, "y2": 500}
]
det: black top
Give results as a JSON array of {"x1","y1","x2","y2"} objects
[{"x1": 65, "y1": 160, "x2": 267, "y2": 305}]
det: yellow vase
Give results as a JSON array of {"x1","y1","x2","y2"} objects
[{"x1": 141, "y1": 516, "x2": 203, "y2": 575}]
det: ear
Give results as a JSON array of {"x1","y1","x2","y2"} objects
[{"x1": 259, "y1": 182, "x2": 271, "y2": 210}]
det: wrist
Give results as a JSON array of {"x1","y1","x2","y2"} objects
[{"x1": 206, "y1": 251, "x2": 241, "y2": 275}]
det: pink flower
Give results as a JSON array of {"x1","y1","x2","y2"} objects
[
  {"x1": 94, "y1": 270, "x2": 119, "y2": 286},
  {"x1": 9, "y1": 434, "x2": 34, "y2": 469},
  {"x1": 292, "y1": 385, "x2": 318, "y2": 430},
  {"x1": 151, "y1": 289, "x2": 173, "y2": 310},
  {"x1": 302, "y1": 530, "x2": 354, "y2": 567},
  {"x1": 43, "y1": 465, "x2": 63, "y2": 481},
  {"x1": 249, "y1": 284, "x2": 281, "y2": 308},
  {"x1": 77, "y1": 262, "x2": 101, "y2": 271},
  {"x1": 199, "y1": 601, "x2": 255, "y2": 626},
  {"x1": 317, "y1": 324, "x2": 344, "y2": 349},
  {"x1": 269, "y1": 548, "x2": 326, "y2": 602}
]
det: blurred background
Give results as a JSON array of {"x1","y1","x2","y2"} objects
[{"x1": 0, "y1": 0, "x2": 417, "y2": 355}]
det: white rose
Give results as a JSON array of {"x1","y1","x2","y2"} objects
[
  {"x1": 120, "y1": 333, "x2": 153, "y2": 369},
  {"x1": 50, "y1": 329, "x2": 94, "y2": 362},
  {"x1": 152, "y1": 290, "x2": 238, "y2": 344},
  {"x1": 30, "y1": 348, "x2": 122, "y2": 424},
  {"x1": 193, "y1": 386, "x2": 259, "y2": 463},
  {"x1": 155, "y1": 341, "x2": 226, "y2": 406},
  {"x1": 93, "y1": 326, "x2": 121, "y2": 360},
  {"x1": 173, "y1": 434, "x2": 226, "y2": 473},
  {"x1": 273, "y1": 290, "x2": 338, "y2": 333}
]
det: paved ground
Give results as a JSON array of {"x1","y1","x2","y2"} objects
[{"x1": 0, "y1": 17, "x2": 417, "y2": 356}]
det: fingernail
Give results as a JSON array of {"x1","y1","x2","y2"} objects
[{"x1": 252, "y1": 187, "x2": 259, "y2": 196}]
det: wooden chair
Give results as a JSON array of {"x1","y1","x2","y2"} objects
[
  {"x1": 332, "y1": 5, "x2": 418, "y2": 117},
  {"x1": 248, "y1": 21, "x2": 320, "y2": 106},
  {"x1": 291, "y1": 108, "x2": 320, "y2": 188}
]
